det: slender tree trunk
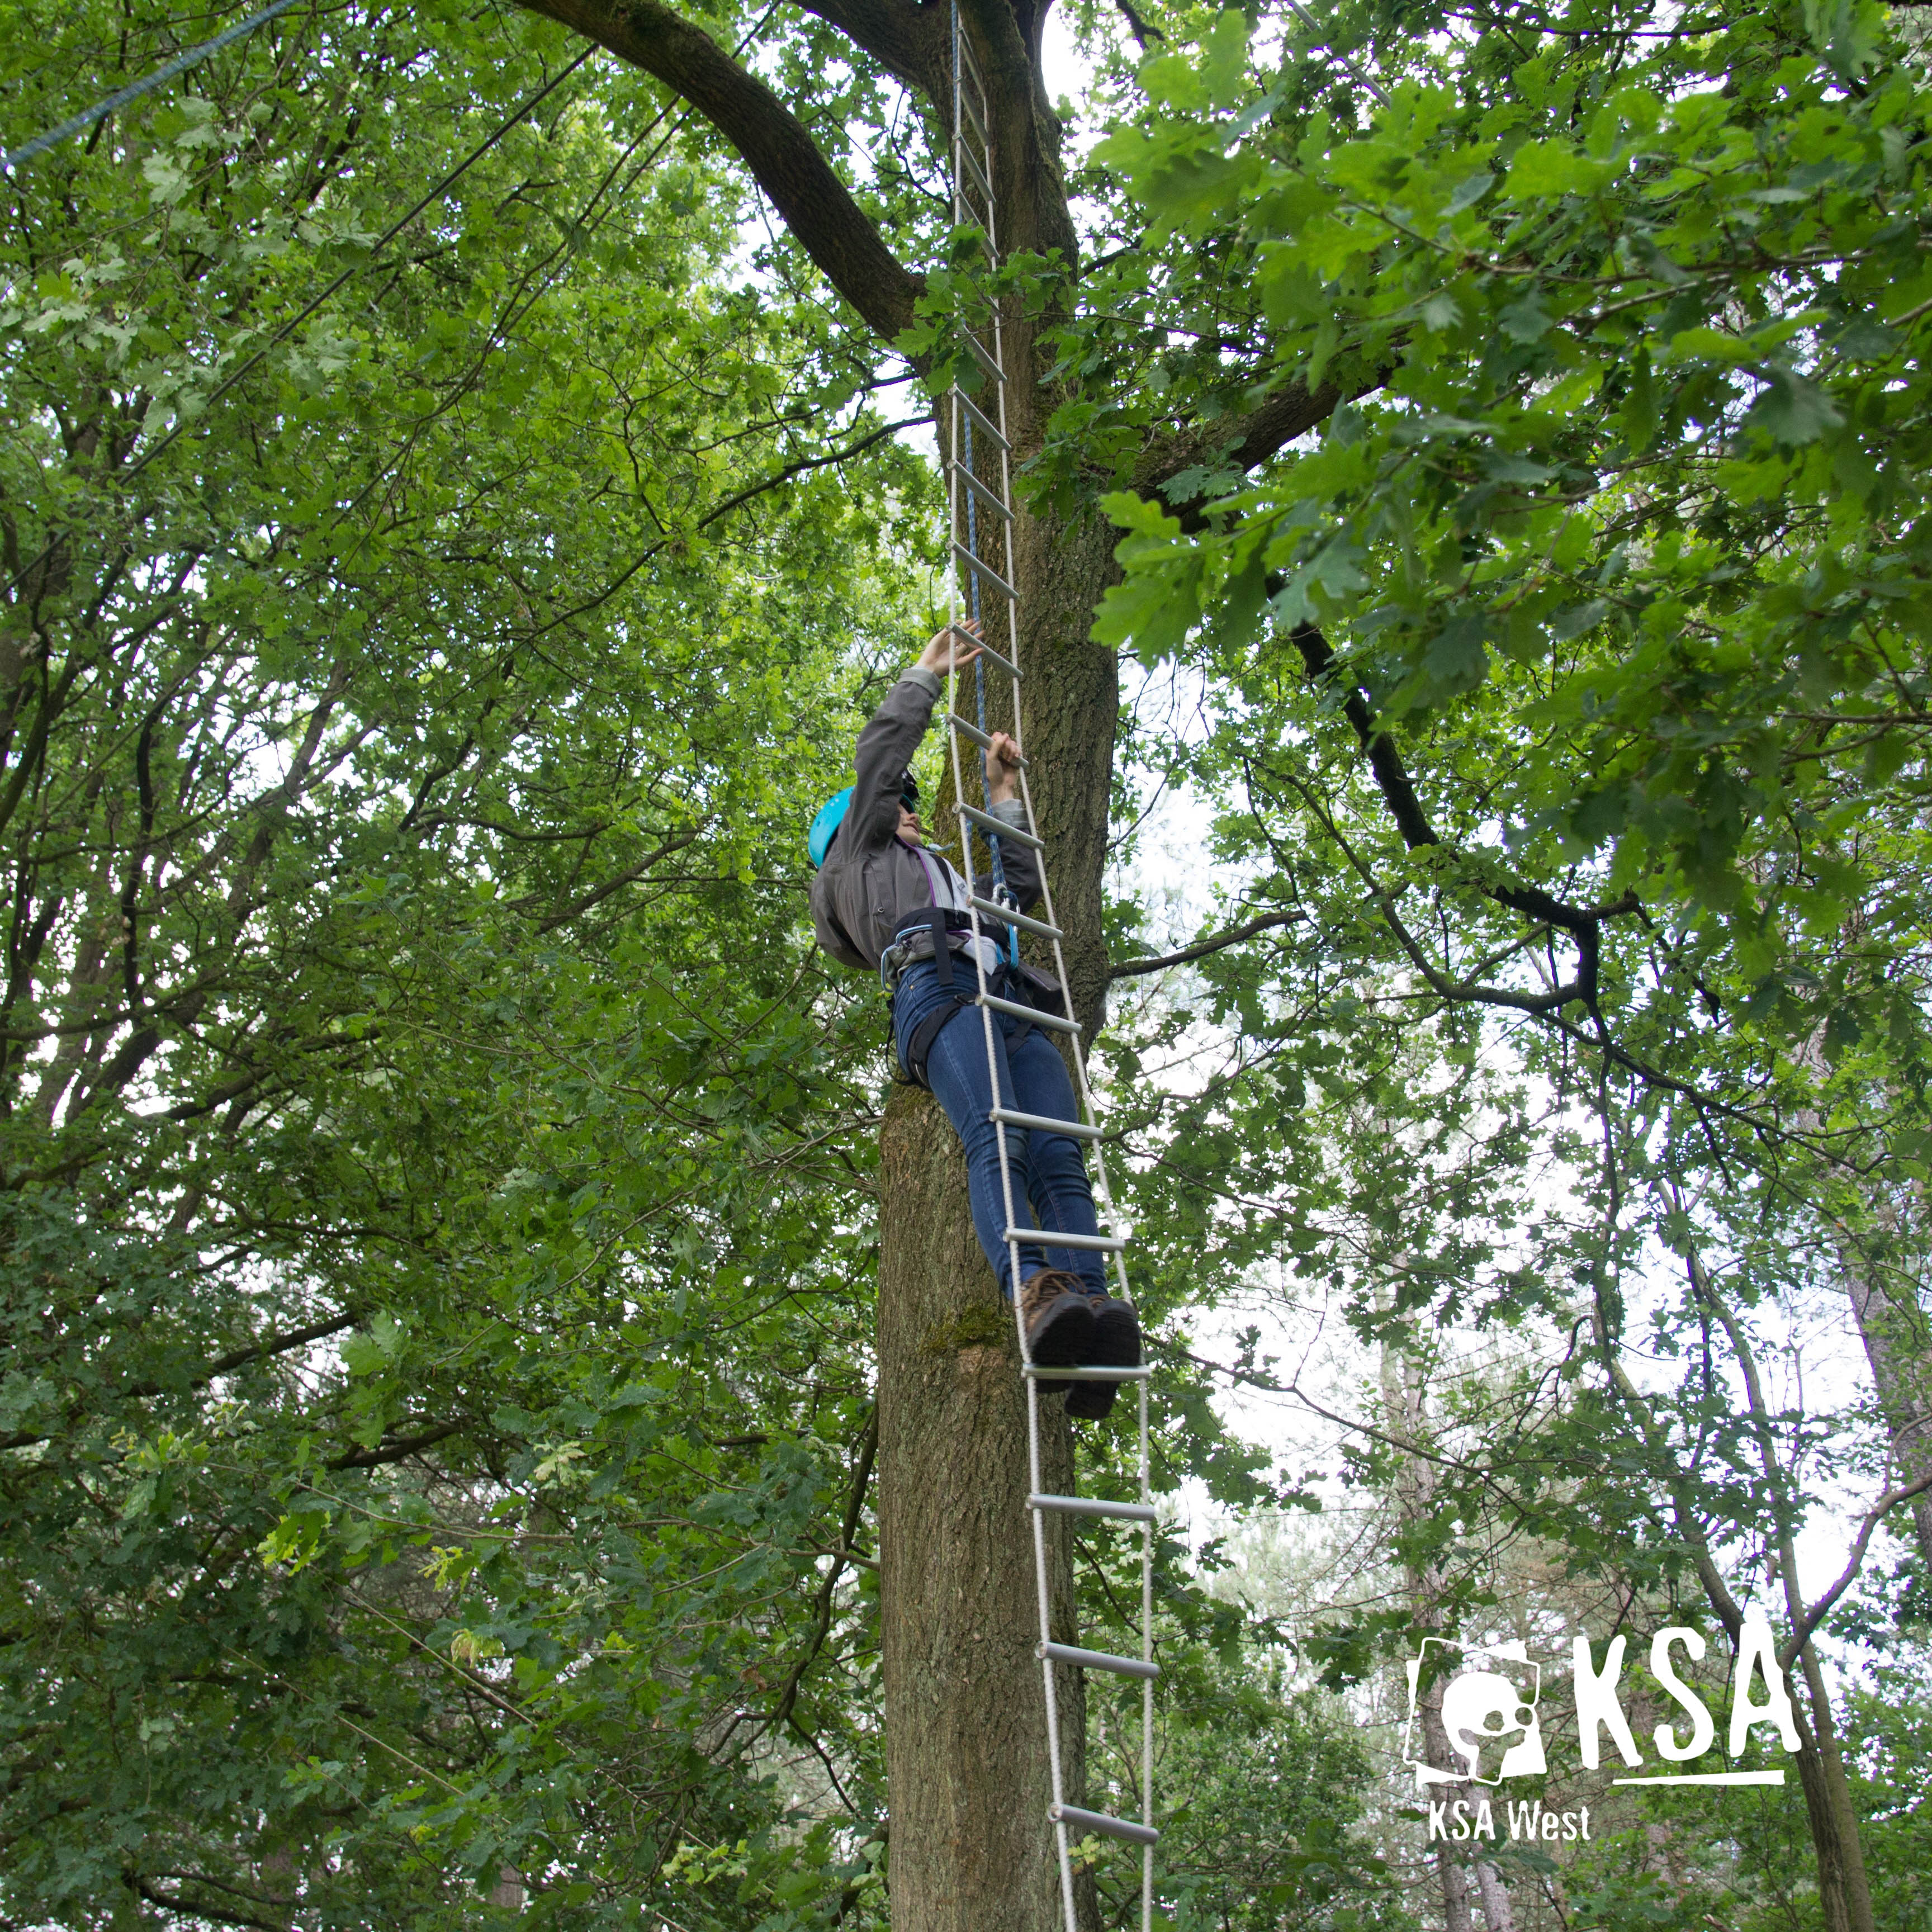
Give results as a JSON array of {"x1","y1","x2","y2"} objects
[
  {"x1": 1843, "y1": 1259, "x2": 1932, "y2": 1573},
  {"x1": 1793, "y1": 1042, "x2": 1932, "y2": 1573},
  {"x1": 1685, "y1": 1253, "x2": 1879, "y2": 1932},
  {"x1": 1787, "y1": 1640, "x2": 1876, "y2": 1932},
  {"x1": 1438, "y1": 1857, "x2": 1476, "y2": 1932},
  {"x1": 1415, "y1": 1672, "x2": 1476, "y2": 1932},
  {"x1": 1472, "y1": 1859, "x2": 1516, "y2": 1932},
  {"x1": 1379, "y1": 1316, "x2": 1492, "y2": 1932}
]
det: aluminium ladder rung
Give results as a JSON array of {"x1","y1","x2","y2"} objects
[
  {"x1": 958, "y1": 803, "x2": 1042, "y2": 851},
  {"x1": 946, "y1": 624, "x2": 1019, "y2": 678},
  {"x1": 1024, "y1": 1363, "x2": 1152, "y2": 1382},
  {"x1": 1040, "y1": 1640, "x2": 1159, "y2": 1681},
  {"x1": 954, "y1": 131, "x2": 993, "y2": 203},
  {"x1": 1029, "y1": 1491, "x2": 1157, "y2": 1524},
  {"x1": 948, "y1": 713, "x2": 1027, "y2": 764},
  {"x1": 955, "y1": 26, "x2": 988, "y2": 99},
  {"x1": 1005, "y1": 1225, "x2": 1126, "y2": 1253},
  {"x1": 1050, "y1": 1802, "x2": 1159, "y2": 1848},
  {"x1": 960, "y1": 326, "x2": 1005, "y2": 386},
  {"x1": 956, "y1": 75, "x2": 989, "y2": 146},
  {"x1": 950, "y1": 457, "x2": 1013, "y2": 523},
  {"x1": 953, "y1": 541, "x2": 1018, "y2": 604},
  {"x1": 978, "y1": 990, "x2": 1078, "y2": 1033},
  {"x1": 951, "y1": 387, "x2": 1010, "y2": 454},
  {"x1": 969, "y1": 892, "x2": 1059, "y2": 941},
  {"x1": 989, "y1": 1103, "x2": 1097, "y2": 1138}
]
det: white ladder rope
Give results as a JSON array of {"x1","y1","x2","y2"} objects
[{"x1": 941, "y1": 13, "x2": 1157, "y2": 1926}]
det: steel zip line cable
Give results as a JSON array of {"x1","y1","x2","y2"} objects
[
  {"x1": 941, "y1": 9, "x2": 1159, "y2": 1928},
  {"x1": 1282, "y1": 0, "x2": 1391, "y2": 107},
  {"x1": 1, "y1": 0, "x2": 308, "y2": 173}
]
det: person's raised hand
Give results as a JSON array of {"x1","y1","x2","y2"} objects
[
  {"x1": 984, "y1": 730, "x2": 1022, "y2": 803},
  {"x1": 918, "y1": 617, "x2": 982, "y2": 679}
]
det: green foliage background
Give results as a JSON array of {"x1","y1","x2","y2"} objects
[{"x1": 3, "y1": 0, "x2": 1930, "y2": 1926}]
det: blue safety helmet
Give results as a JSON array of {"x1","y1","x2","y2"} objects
[{"x1": 809, "y1": 770, "x2": 918, "y2": 869}]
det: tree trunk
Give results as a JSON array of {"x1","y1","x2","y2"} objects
[
  {"x1": 1472, "y1": 1859, "x2": 1515, "y2": 1932},
  {"x1": 1787, "y1": 1640, "x2": 1876, "y2": 1932},
  {"x1": 1418, "y1": 1679, "x2": 1476, "y2": 1932},
  {"x1": 1843, "y1": 1259, "x2": 1932, "y2": 1573},
  {"x1": 878, "y1": 1084, "x2": 1090, "y2": 1932},
  {"x1": 512, "y1": 6, "x2": 1128, "y2": 1921},
  {"x1": 1438, "y1": 1855, "x2": 1476, "y2": 1932},
  {"x1": 875, "y1": 466, "x2": 1120, "y2": 1931},
  {"x1": 1794, "y1": 1044, "x2": 1932, "y2": 1574},
  {"x1": 1378, "y1": 1317, "x2": 1491, "y2": 1932}
]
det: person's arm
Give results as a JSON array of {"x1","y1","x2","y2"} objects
[
  {"x1": 845, "y1": 622, "x2": 982, "y2": 852},
  {"x1": 973, "y1": 730, "x2": 1041, "y2": 910}
]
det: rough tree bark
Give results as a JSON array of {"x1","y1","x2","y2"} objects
[
  {"x1": 508, "y1": 2, "x2": 1332, "y2": 1921},
  {"x1": 1379, "y1": 1309, "x2": 1487, "y2": 1932},
  {"x1": 1844, "y1": 1261, "x2": 1932, "y2": 1571},
  {"x1": 1592, "y1": 1256, "x2": 1878, "y2": 1932}
]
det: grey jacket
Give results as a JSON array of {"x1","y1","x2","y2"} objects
[{"x1": 811, "y1": 666, "x2": 1040, "y2": 976}]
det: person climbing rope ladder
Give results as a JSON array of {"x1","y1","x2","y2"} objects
[{"x1": 808, "y1": 622, "x2": 1141, "y2": 1419}]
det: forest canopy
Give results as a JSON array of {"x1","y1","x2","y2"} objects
[{"x1": 1, "y1": 0, "x2": 1929, "y2": 1928}]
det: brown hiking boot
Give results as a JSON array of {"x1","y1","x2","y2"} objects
[
  {"x1": 1020, "y1": 1268, "x2": 1096, "y2": 1393},
  {"x1": 1064, "y1": 1292, "x2": 1142, "y2": 1420}
]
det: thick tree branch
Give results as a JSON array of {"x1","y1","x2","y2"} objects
[
  {"x1": 1140, "y1": 377, "x2": 1343, "y2": 513},
  {"x1": 1282, "y1": 620, "x2": 1641, "y2": 1006},
  {"x1": 1109, "y1": 907, "x2": 1303, "y2": 977},
  {"x1": 515, "y1": 0, "x2": 924, "y2": 343},
  {"x1": 130, "y1": 1874, "x2": 289, "y2": 1932},
  {"x1": 794, "y1": 0, "x2": 939, "y2": 91},
  {"x1": 1263, "y1": 757, "x2": 1596, "y2": 1012},
  {"x1": 327, "y1": 1423, "x2": 464, "y2": 1471}
]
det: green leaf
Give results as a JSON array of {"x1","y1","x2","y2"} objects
[{"x1": 1747, "y1": 368, "x2": 1846, "y2": 445}]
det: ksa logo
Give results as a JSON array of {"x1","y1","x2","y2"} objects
[
  {"x1": 1402, "y1": 1619, "x2": 1802, "y2": 1845},
  {"x1": 1403, "y1": 1637, "x2": 1547, "y2": 1786}
]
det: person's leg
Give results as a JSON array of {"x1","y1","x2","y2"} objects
[
  {"x1": 1003, "y1": 1022, "x2": 1107, "y2": 1294},
  {"x1": 892, "y1": 959, "x2": 1098, "y2": 1375},
  {"x1": 919, "y1": 995, "x2": 1043, "y2": 1296},
  {"x1": 1002, "y1": 1015, "x2": 1140, "y2": 1418}
]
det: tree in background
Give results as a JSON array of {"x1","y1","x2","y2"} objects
[
  {"x1": 7, "y1": 0, "x2": 1932, "y2": 1925},
  {"x1": 1087, "y1": 2, "x2": 1932, "y2": 1928},
  {"x1": 1, "y1": 4, "x2": 940, "y2": 1921}
]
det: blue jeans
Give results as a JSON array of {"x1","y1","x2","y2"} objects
[{"x1": 892, "y1": 958, "x2": 1106, "y2": 1299}]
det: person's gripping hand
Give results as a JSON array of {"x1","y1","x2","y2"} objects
[
  {"x1": 984, "y1": 730, "x2": 1022, "y2": 806},
  {"x1": 917, "y1": 617, "x2": 982, "y2": 680}
]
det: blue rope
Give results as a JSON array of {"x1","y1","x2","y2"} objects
[
  {"x1": 952, "y1": 0, "x2": 1017, "y2": 967},
  {"x1": 959, "y1": 419, "x2": 1019, "y2": 967},
  {"x1": 2, "y1": 0, "x2": 306, "y2": 174}
]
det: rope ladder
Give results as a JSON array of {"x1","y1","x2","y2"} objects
[{"x1": 940, "y1": 13, "x2": 1158, "y2": 1928}]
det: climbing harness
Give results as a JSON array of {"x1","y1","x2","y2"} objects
[{"x1": 942, "y1": 12, "x2": 1157, "y2": 1927}]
